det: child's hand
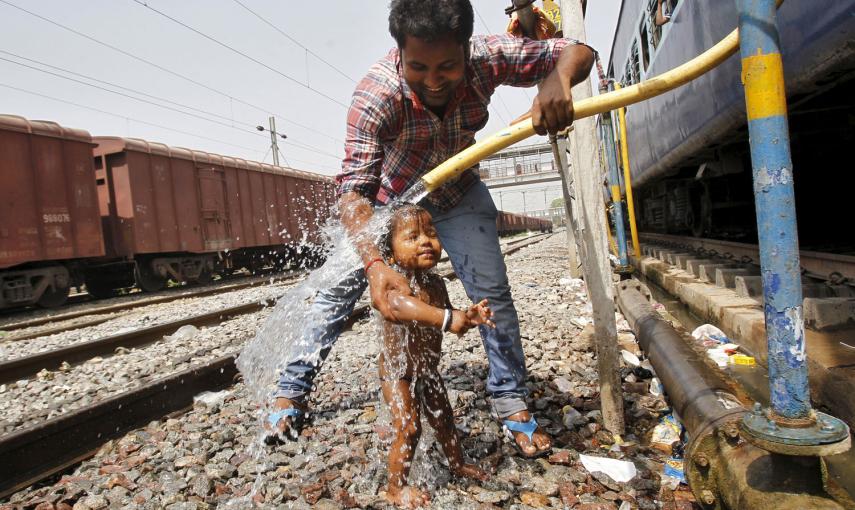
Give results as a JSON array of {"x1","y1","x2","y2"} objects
[
  {"x1": 448, "y1": 299, "x2": 495, "y2": 336},
  {"x1": 466, "y1": 299, "x2": 495, "y2": 328}
]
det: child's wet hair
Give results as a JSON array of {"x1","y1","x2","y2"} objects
[{"x1": 379, "y1": 203, "x2": 431, "y2": 261}]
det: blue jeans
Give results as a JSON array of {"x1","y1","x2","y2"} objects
[{"x1": 276, "y1": 181, "x2": 529, "y2": 418}]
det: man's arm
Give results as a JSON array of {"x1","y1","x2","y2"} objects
[
  {"x1": 530, "y1": 43, "x2": 595, "y2": 135},
  {"x1": 338, "y1": 191, "x2": 414, "y2": 320}
]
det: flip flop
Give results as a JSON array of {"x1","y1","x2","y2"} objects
[
  {"x1": 264, "y1": 406, "x2": 305, "y2": 444},
  {"x1": 502, "y1": 416, "x2": 552, "y2": 459}
]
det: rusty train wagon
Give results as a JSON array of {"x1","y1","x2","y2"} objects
[
  {"x1": 0, "y1": 115, "x2": 105, "y2": 308},
  {"x1": 87, "y1": 137, "x2": 335, "y2": 295},
  {"x1": 495, "y1": 211, "x2": 552, "y2": 236}
]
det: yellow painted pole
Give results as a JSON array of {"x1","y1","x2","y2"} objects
[
  {"x1": 421, "y1": 24, "x2": 743, "y2": 192},
  {"x1": 605, "y1": 208, "x2": 617, "y2": 256},
  {"x1": 614, "y1": 82, "x2": 641, "y2": 259}
]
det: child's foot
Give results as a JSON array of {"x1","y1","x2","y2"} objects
[
  {"x1": 385, "y1": 485, "x2": 430, "y2": 509},
  {"x1": 450, "y1": 463, "x2": 489, "y2": 481}
]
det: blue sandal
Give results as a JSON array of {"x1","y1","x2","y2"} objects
[
  {"x1": 264, "y1": 407, "x2": 305, "y2": 444},
  {"x1": 502, "y1": 416, "x2": 552, "y2": 459}
]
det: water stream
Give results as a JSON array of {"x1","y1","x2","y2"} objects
[{"x1": 229, "y1": 182, "x2": 432, "y2": 505}]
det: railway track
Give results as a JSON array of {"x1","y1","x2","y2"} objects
[
  {"x1": 0, "y1": 232, "x2": 552, "y2": 498},
  {"x1": 0, "y1": 232, "x2": 548, "y2": 343},
  {"x1": 0, "y1": 270, "x2": 305, "y2": 336},
  {"x1": 639, "y1": 232, "x2": 855, "y2": 285}
]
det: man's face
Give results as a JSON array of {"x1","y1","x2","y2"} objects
[{"x1": 401, "y1": 34, "x2": 466, "y2": 110}]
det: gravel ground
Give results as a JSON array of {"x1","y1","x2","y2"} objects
[
  {"x1": 3, "y1": 235, "x2": 695, "y2": 509},
  {"x1": 0, "y1": 277, "x2": 303, "y2": 361}
]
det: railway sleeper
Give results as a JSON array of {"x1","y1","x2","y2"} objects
[{"x1": 641, "y1": 241, "x2": 855, "y2": 332}]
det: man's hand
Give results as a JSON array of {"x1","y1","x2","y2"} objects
[
  {"x1": 531, "y1": 44, "x2": 595, "y2": 136},
  {"x1": 366, "y1": 262, "x2": 413, "y2": 320}
]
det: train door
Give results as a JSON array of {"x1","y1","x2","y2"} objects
[{"x1": 196, "y1": 165, "x2": 231, "y2": 250}]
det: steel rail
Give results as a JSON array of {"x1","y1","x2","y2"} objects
[
  {"x1": 1, "y1": 233, "x2": 544, "y2": 338},
  {"x1": 0, "y1": 271, "x2": 305, "y2": 333},
  {"x1": 0, "y1": 234, "x2": 552, "y2": 384},
  {"x1": 0, "y1": 233, "x2": 552, "y2": 499},
  {"x1": 639, "y1": 232, "x2": 855, "y2": 284}
]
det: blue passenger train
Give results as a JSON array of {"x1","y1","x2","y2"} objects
[{"x1": 608, "y1": 0, "x2": 855, "y2": 244}]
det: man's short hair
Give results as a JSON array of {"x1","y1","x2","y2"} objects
[{"x1": 388, "y1": 0, "x2": 474, "y2": 48}]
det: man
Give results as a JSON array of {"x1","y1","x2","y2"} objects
[{"x1": 268, "y1": 0, "x2": 594, "y2": 458}]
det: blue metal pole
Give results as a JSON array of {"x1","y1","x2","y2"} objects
[
  {"x1": 600, "y1": 113, "x2": 630, "y2": 270},
  {"x1": 737, "y1": 0, "x2": 810, "y2": 420}
]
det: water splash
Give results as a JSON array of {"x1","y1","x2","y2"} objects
[{"x1": 234, "y1": 181, "x2": 437, "y2": 504}]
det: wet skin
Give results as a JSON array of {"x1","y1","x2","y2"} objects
[
  {"x1": 382, "y1": 211, "x2": 489, "y2": 508},
  {"x1": 388, "y1": 214, "x2": 551, "y2": 458}
]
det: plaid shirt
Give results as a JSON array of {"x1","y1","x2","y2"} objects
[{"x1": 337, "y1": 34, "x2": 577, "y2": 211}]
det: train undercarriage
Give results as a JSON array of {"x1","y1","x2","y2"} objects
[{"x1": 636, "y1": 73, "x2": 855, "y2": 252}]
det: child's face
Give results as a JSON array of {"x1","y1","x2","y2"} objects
[{"x1": 390, "y1": 211, "x2": 442, "y2": 271}]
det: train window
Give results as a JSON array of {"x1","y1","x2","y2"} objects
[
  {"x1": 629, "y1": 40, "x2": 641, "y2": 84},
  {"x1": 639, "y1": 18, "x2": 650, "y2": 71},
  {"x1": 647, "y1": 0, "x2": 662, "y2": 49}
]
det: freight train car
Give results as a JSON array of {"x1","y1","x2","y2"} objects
[
  {"x1": 608, "y1": 0, "x2": 855, "y2": 244},
  {"x1": 496, "y1": 211, "x2": 552, "y2": 236},
  {"x1": 0, "y1": 115, "x2": 104, "y2": 309},
  {"x1": 0, "y1": 114, "x2": 336, "y2": 310},
  {"x1": 85, "y1": 137, "x2": 336, "y2": 295}
]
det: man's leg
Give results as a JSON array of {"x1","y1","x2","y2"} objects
[
  {"x1": 275, "y1": 269, "x2": 368, "y2": 403},
  {"x1": 425, "y1": 181, "x2": 551, "y2": 455}
]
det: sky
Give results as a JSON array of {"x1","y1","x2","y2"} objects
[{"x1": 0, "y1": 1, "x2": 620, "y2": 179}]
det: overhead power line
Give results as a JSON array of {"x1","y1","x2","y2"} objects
[
  {"x1": 231, "y1": 0, "x2": 357, "y2": 84},
  {"x1": 0, "y1": 0, "x2": 344, "y2": 145},
  {"x1": 129, "y1": 0, "x2": 348, "y2": 109},
  {"x1": 0, "y1": 52, "x2": 341, "y2": 161},
  {"x1": 0, "y1": 82, "x2": 264, "y2": 153},
  {"x1": 0, "y1": 50, "x2": 251, "y2": 129},
  {"x1": 0, "y1": 55, "x2": 264, "y2": 136},
  {"x1": 0, "y1": 81, "x2": 342, "y2": 173}
]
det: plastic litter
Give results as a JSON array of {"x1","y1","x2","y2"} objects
[
  {"x1": 691, "y1": 324, "x2": 729, "y2": 344},
  {"x1": 649, "y1": 377, "x2": 663, "y2": 397},
  {"x1": 621, "y1": 349, "x2": 641, "y2": 367},
  {"x1": 660, "y1": 457, "x2": 686, "y2": 489},
  {"x1": 729, "y1": 354, "x2": 756, "y2": 366},
  {"x1": 651, "y1": 414, "x2": 682, "y2": 454},
  {"x1": 579, "y1": 454, "x2": 637, "y2": 483},
  {"x1": 706, "y1": 347, "x2": 730, "y2": 368},
  {"x1": 193, "y1": 389, "x2": 230, "y2": 407}
]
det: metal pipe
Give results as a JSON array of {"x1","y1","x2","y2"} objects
[
  {"x1": 616, "y1": 281, "x2": 741, "y2": 435},
  {"x1": 735, "y1": 0, "x2": 850, "y2": 456},
  {"x1": 737, "y1": 0, "x2": 809, "y2": 421},
  {"x1": 613, "y1": 82, "x2": 641, "y2": 259},
  {"x1": 599, "y1": 110, "x2": 630, "y2": 271},
  {"x1": 616, "y1": 281, "x2": 850, "y2": 509}
]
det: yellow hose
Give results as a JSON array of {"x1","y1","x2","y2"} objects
[
  {"x1": 421, "y1": 28, "x2": 740, "y2": 192},
  {"x1": 614, "y1": 82, "x2": 641, "y2": 259}
]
